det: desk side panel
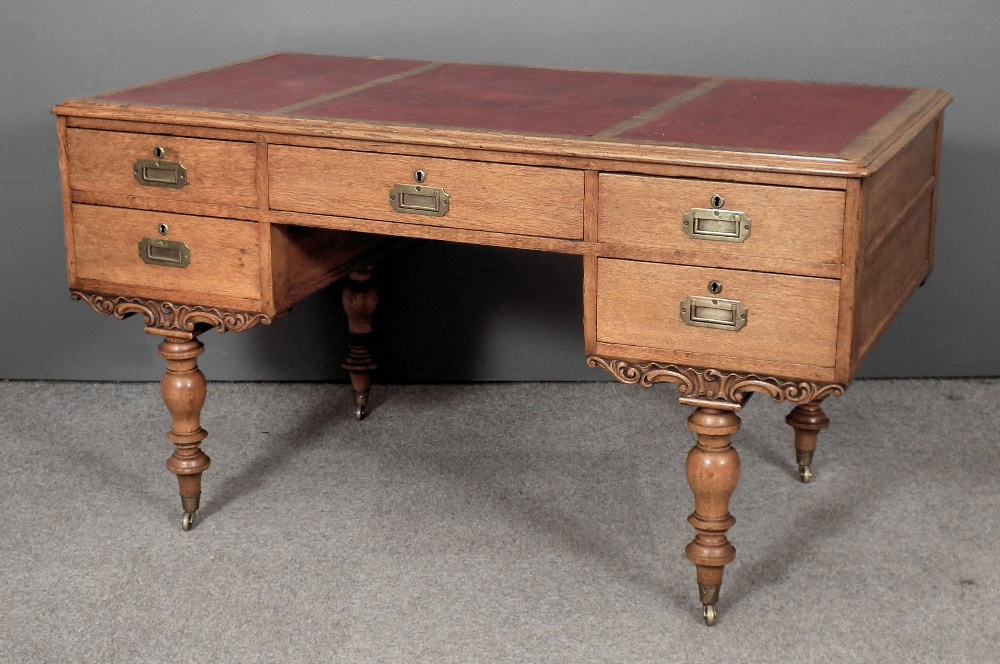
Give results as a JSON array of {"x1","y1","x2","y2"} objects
[
  {"x1": 56, "y1": 117, "x2": 77, "y2": 286},
  {"x1": 851, "y1": 114, "x2": 943, "y2": 369}
]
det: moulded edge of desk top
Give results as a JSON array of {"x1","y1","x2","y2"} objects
[
  {"x1": 58, "y1": 115, "x2": 852, "y2": 190},
  {"x1": 50, "y1": 88, "x2": 951, "y2": 179}
]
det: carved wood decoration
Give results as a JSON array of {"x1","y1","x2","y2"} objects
[
  {"x1": 589, "y1": 354, "x2": 843, "y2": 625},
  {"x1": 71, "y1": 290, "x2": 272, "y2": 336},
  {"x1": 587, "y1": 356, "x2": 846, "y2": 408}
]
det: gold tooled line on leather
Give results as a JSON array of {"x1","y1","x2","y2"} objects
[
  {"x1": 271, "y1": 62, "x2": 445, "y2": 115},
  {"x1": 592, "y1": 77, "x2": 728, "y2": 140}
]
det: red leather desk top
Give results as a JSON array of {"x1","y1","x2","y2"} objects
[{"x1": 87, "y1": 53, "x2": 927, "y2": 159}]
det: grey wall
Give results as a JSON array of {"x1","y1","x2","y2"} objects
[{"x1": 2, "y1": 1, "x2": 997, "y2": 382}]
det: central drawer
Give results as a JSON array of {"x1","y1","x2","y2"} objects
[
  {"x1": 268, "y1": 146, "x2": 584, "y2": 240},
  {"x1": 596, "y1": 258, "x2": 840, "y2": 369}
]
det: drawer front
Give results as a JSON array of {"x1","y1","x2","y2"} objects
[
  {"x1": 268, "y1": 146, "x2": 584, "y2": 239},
  {"x1": 596, "y1": 258, "x2": 840, "y2": 368},
  {"x1": 71, "y1": 204, "x2": 261, "y2": 300},
  {"x1": 598, "y1": 174, "x2": 846, "y2": 265},
  {"x1": 65, "y1": 129, "x2": 257, "y2": 207}
]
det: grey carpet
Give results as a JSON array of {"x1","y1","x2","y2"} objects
[{"x1": 1, "y1": 379, "x2": 998, "y2": 663}]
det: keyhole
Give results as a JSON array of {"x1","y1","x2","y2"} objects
[
  {"x1": 711, "y1": 194, "x2": 725, "y2": 209},
  {"x1": 708, "y1": 280, "x2": 723, "y2": 294},
  {"x1": 158, "y1": 223, "x2": 169, "y2": 236},
  {"x1": 153, "y1": 146, "x2": 166, "y2": 159},
  {"x1": 414, "y1": 170, "x2": 426, "y2": 183}
]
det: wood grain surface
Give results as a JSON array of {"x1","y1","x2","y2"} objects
[
  {"x1": 71, "y1": 204, "x2": 261, "y2": 302},
  {"x1": 64, "y1": 116, "x2": 855, "y2": 188},
  {"x1": 66, "y1": 128, "x2": 257, "y2": 208},
  {"x1": 858, "y1": 122, "x2": 937, "y2": 253},
  {"x1": 268, "y1": 146, "x2": 584, "y2": 239},
  {"x1": 853, "y1": 187, "x2": 935, "y2": 363},
  {"x1": 850, "y1": 115, "x2": 943, "y2": 367},
  {"x1": 599, "y1": 174, "x2": 846, "y2": 269},
  {"x1": 596, "y1": 258, "x2": 840, "y2": 369}
]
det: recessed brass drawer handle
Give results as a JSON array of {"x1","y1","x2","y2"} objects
[
  {"x1": 680, "y1": 296, "x2": 748, "y2": 331},
  {"x1": 682, "y1": 208, "x2": 751, "y2": 243},
  {"x1": 389, "y1": 184, "x2": 449, "y2": 217},
  {"x1": 133, "y1": 158, "x2": 187, "y2": 189},
  {"x1": 138, "y1": 237, "x2": 191, "y2": 268}
]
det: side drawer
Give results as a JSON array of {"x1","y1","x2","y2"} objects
[
  {"x1": 598, "y1": 174, "x2": 846, "y2": 266},
  {"x1": 65, "y1": 129, "x2": 257, "y2": 207},
  {"x1": 596, "y1": 258, "x2": 840, "y2": 368},
  {"x1": 70, "y1": 204, "x2": 261, "y2": 303},
  {"x1": 268, "y1": 146, "x2": 584, "y2": 239}
]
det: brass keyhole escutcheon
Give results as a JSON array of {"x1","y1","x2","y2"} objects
[
  {"x1": 414, "y1": 169, "x2": 427, "y2": 184},
  {"x1": 153, "y1": 146, "x2": 166, "y2": 159},
  {"x1": 708, "y1": 280, "x2": 723, "y2": 295},
  {"x1": 711, "y1": 194, "x2": 725, "y2": 209},
  {"x1": 158, "y1": 223, "x2": 169, "y2": 236}
]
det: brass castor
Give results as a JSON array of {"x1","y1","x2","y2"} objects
[
  {"x1": 353, "y1": 391, "x2": 369, "y2": 421},
  {"x1": 181, "y1": 511, "x2": 196, "y2": 531},
  {"x1": 698, "y1": 584, "x2": 720, "y2": 626},
  {"x1": 799, "y1": 464, "x2": 813, "y2": 484}
]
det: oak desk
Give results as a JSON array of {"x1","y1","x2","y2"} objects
[{"x1": 52, "y1": 54, "x2": 949, "y2": 625}]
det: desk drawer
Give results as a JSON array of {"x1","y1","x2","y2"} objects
[
  {"x1": 268, "y1": 146, "x2": 584, "y2": 239},
  {"x1": 65, "y1": 129, "x2": 257, "y2": 207},
  {"x1": 70, "y1": 204, "x2": 261, "y2": 302},
  {"x1": 596, "y1": 258, "x2": 840, "y2": 368},
  {"x1": 598, "y1": 175, "x2": 845, "y2": 266}
]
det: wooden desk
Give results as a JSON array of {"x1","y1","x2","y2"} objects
[{"x1": 52, "y1": 53, "x2": 950, "y2": 625}]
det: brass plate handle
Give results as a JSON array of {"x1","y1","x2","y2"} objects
[
  {"x1": 138, "y1": 238, "x2": 191, "y2": 268},
  {"x1": 680, "y1": 296, "x2": 748, "y2": 331},
  {"x1": 682, "y1": 208, "x2": 751, "y2": 243},
  {"x1": 133, "y1": 159, "x2": 187, "y2": 189},
  {"x1": 389, "y1": 184, "x2": 449, "y2": 217}
]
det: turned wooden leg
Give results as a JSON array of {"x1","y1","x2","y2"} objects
[
  {"x1": 685, "y1": 407, "x2": 741, "y2": 626},
  {"x1": 342, "y1": 268, "x2": 378, "y2": 421},
  {"x1": 785, "y1": 401, "x2": 830, "y2": 484},
  {"x1": 157, "y1": 336, "x2": 210, "y2": 531}
]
